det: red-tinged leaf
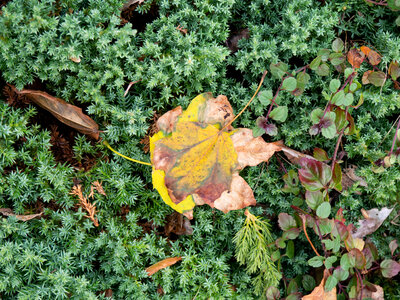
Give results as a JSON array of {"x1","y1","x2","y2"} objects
[
  {"x1": 334, "y1": 220, "x2": 350, "y2": 240},
  {"x1": 389, "y1": 61, "x2": 400, "y2": 81},
  {"x1": 16, "y1": 88, "x2": 99, "y2": 140},
  {"x1": 365, "y1": 241, "x2": 379, "y2": 261},
  {"x1": 283, "y1": 227, "x2": 301, "y2": 240},
  {"x1": 146, "y1": 257, "x2": 182, "y2": 276},
  {"x1": 380, "y1": 259, "x2": 400, "y2": 278},
  {"x1": 348, "y1": 248, "x2": 366, "y2": 269},
  {"x1": 331, "y1": 163, "x2": 342, "y2": 191},
  {"x1": 352, "y1": 207, "x2": 394, "y2": 238},
  {"x1": 0, "y1": 208, "x2": 43, "y2": 221},
  {"x1": 266, "y1": 286, "x2": 281, "y2": 300},
  {"x1": 347, "y1": 48, "x2": 365, "y2": 68},
  {"x1": 278, "y1": 213, "x2": 297, "y2": 231},
  {"x1": 360, "y1": 46, "x2": 381, "y2": 66},
  {"x1": 389, "y1": 240, "x2": 398, "y2": 256},
  {"x1": 313, "y1": 148, "x2": 330, "y2": 162},
  {"x1": 335, "y1": 208, "x2": 346, "y2": 223},
  {"x1": 363, "y1": 246, "x2": 374, "y2": 269},
  {"x1": 299, "y1": 158, "x2": 332, "y2": 191}
]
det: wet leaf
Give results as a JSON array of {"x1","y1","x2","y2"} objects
[
  {"x1": 347, "y1": 48, "x2": 365, "y2": 68},
  {"x1": 352, "y1": 207, "x2": 394, "y2": 238},
  {"x1": 0, "y1": 208, "x2": 43, "y2": 221},
  {"x1": 17, "y1": 88, "x2": 99, "y2": 139},
  {"x1": 146, "y1": 257, "x2": 182, "y2": 276}
]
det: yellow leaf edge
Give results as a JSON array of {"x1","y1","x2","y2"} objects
[{"x1": 150, "y1": 131, "x2": 195, "y2": 213}]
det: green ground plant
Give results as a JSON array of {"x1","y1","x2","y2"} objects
[{"x1": 0, "y1": 0, "x2": 399, "y2": 298}]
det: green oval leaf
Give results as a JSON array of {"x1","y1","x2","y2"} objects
[{"x1": 317, "y1": 202, "x2": 331, "y2": 218}]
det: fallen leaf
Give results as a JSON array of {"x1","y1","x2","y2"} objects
[
  {"x1": 389, "y1": 240, "x2": 398, "y2": 256},
  {"x1": 302, "y1": 269, "x2": 336, "y2": 300},
  {"x1": 389, "y1": 61, "x2": 400, "y2": 81},
  {"x1": 0, "y1": 208, "x2": 43, "y2": 221},
  {"x1": 352, "y1": 207, "x2": 394, "y2": 239},
  {"x1": 69, "y1": 57, "x2": 81, "y2": 63},
  {"x1": 16, "y1": 88, "x2": 99, "y2": 139},
  {"x1": 341, "y1": 166, "x2": 368, "y2": 191},
  {"x1": 157, "y1": 106, "x2": 182, "y2": 134},
  {"x1": 145, "y1": 257, "x2": 182, "y2": 276},
  {"x1": 347, "y1": 48, "x2": 365, "y2": 68},
  {"x1": 122, "y1": 0, "x2": 145, "y2": 10},
  {"x1": 358, "y1": 284, "x2": 384, "y2": 300},
  {"x1": 360, "y1": 46, "x2": 381, "y2": 66},
  {"x1": 150, "y1": 93, "x2": 282, "y2": 217}
]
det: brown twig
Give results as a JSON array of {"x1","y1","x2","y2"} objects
[
  {"x1": 389, "y1": 115, "x2": 400, "y2": 156},
  {"x1": 123, "y1": 80, "x2": 142, "y2": 97},
  {"x1": 300, "y1": 214, "x2": 321, "y2": 256}
]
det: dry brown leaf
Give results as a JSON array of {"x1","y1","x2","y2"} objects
[
  {"x1": 342, "y1": 166, "x2": 368, "y2": 191},
  {"x1": 122, "y1": 0, "x2": 145, "y2": 10},
  {"x1": 157, "y1": 106, "x2": 182, "y2": 134},
  {"x1": 0, "y1": 208, "x2": 43, "y2": 221},
  {"x1": 302, "y1": 269, "x2": 336, "y2": 300},
  {"x1": 352, "y1": 207, "x2": 394, "y2": 239},
  {"x1": 164, "y1": 211, "x2": 193, "y2": 236},
  {"x1": 16, "y1": 88, "x2": 99, "y2": 139},
  {"x1": 145, "y1": 257, "x2": 182, "y2": 276},
  {"x1": 352, "y1": 284, "x2": 384, "y2": 300},
  {"x1": 361, "y1": 46, "x2": 381, "y2": 66},
  {"x1": 198, "y1": 94, "x2": 234, "y2": 129},
  {"x1": 230, "y1": 128, "x2": 282, "y2": 169},
  {"x1": 347, "y1": 48, "x2": 365, "y2": 68},
  {"x1": 92, "y1": 181, "x2": 107, "y2": 196},
  {"x1": 69, "y1": 57, "x2": 81, "y2": 63},
  {"x1": 193, "y1": 173, "x2": 256, "y2": 213}
]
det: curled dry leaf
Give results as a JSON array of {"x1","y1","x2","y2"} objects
[
  {"x1": 16, "y1": 87, "x2": 99, "y2": 139},
  {"x1": 150, "y1": 93, "x2": 282, "y2": 218},
  {"x1": 145, "y1": 257, "x2": 182, "y2": 276},
  {"x1": 302, "y1": 269, "x2": 336, "y2": 300},
  {"x1": 0, "y1": 208, "x2": 43, "y2": 221},
  {"x1": 356, "y1": 284, "x2": 384, "y2": 300},
  {"x1": 347, "y1": 48, "x2": 365, "y2": 68},
  {"x1": 361, "y1": 46, "x2": 382, "y2": 66},
  {"x1": 352, "y1": 207, "x2": 394, "y2": 239}
]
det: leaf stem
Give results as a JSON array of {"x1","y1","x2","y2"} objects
[
  {"x1": 103, "y1": 140, "x2": 152, "y2": 166},
  {"x1": 222, "y1": 70, "x2": 268, "y2": 131},
  {"x1": 331, "y1": 106, "x2": 349, "y2": 171}
]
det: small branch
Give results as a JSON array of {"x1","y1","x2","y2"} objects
[
  {"x1": 365, "y1": 0, "x2": 388, "y2": 6},
  {"x1": 300, "y1": 214, "x2": 321, "y2": 257},
  {"x1": 222, "y1": 70, "x2": 268, "y2": 131},
  {"x1": 123, "y1": 80, "x2": 141, "y2": 97},
  {"x1": 389, "y1": 116, "x2": 400, "y2": 156}
]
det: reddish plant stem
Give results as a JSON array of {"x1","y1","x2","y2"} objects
[
  {"x1": 389, "y1": 116, "x2": 400, "y2": 156},
  {"x1": 315, "y1": 219, "x2": 327, "y2": 256},
  {"x1": 331, "y1": 106, "x2": 349, "y2": 171},
  {"x1": 301, "y1": 215, "x2": 321, "y2": 257},
  {"x1": 355, "y1": 268, "x2": 364, "y2": 300},
  {"x1": 264, "y1": 81, "x2": 283, "y2": 122},
  {"x1": 365, "y1": 0, "x2": 388, "y2": 6}
]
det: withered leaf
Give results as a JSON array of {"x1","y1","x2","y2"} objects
[
  {"x1": 352, "y1": 207, "x2": 394, "y2": 239},
  {"x1": 157, "y1": 106, "x2": 182, "y2": 134},
  {"x1": 361, "y1": 46, "x2": 381, "y2": 66},
  {"x1": 16, "y1": 88, "x2": 99, "y2": 139},
  {"x1": 151, "y1": 93, "x2": 282, "y2": 217},
  {"x1": 347, "y1": 48, "x2": 365, "y2": 68},
  {"x1": 0, "y1": 208, "x2": 43, "y2": 221},
  {"x1": 146, "y1": 257, "x2": 182, "y2": 276}
]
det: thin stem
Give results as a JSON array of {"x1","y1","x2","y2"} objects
[
  {"x1": 389, "y1": 116, "x2": 400, "y2": 156},
  {"x1": 315, "y1": 219, "x2": 327, "y2": 256},
  {"x1": 264, "y1": 80, "x2": 284, "y2": 122},
  {"x1": 301, "y1": 215, "x2": 321, "y2": 257},
  {"x1": 364, "y1": 0, "x2": 388, "y2": 5},
  {"x1": 222, "y1": 70, "x2": 268, "y2": 131},
  {"x1": 103, "y1": 140, "x2": 152, "y2": 166}
]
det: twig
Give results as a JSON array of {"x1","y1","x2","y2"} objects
[
  {"x1": 300, "y1": 214, "x2": 321, "y2": 256},
  {"x1": 222, "y1": 70, "x2": 268, "y2": 131},
  {"x1": 364, "y1": 0, "x2": 387, "y2": 6},
  {"x1": 389, "y1": 115, "x2": 400, "y2": 156},
  {"x1": 123, "y1": 80, "x2": 141, "y2": 97}
]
